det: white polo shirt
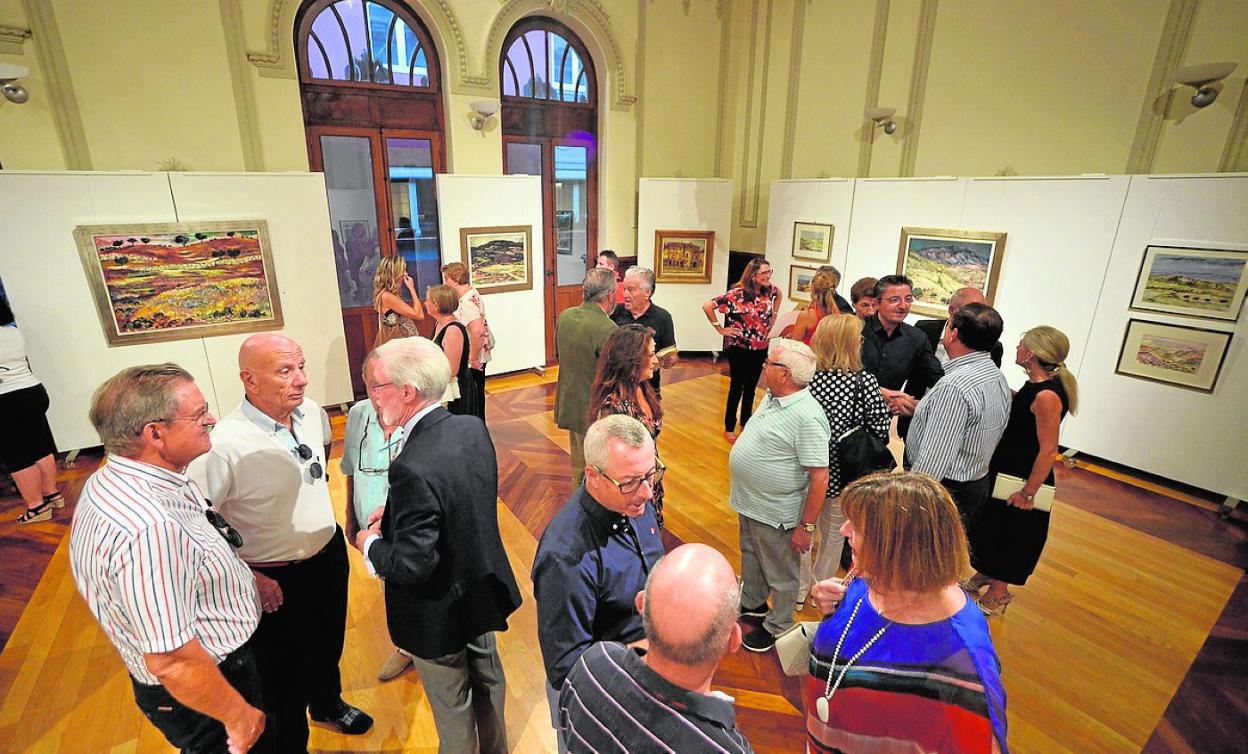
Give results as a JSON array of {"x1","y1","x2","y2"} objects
[{"x1": 188, "y1": 398, "x2": 336, "y2": 563}]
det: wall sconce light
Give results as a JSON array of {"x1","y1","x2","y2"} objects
[
  {"x1": 469, "y1": 99, "x2": 500, "y2": 130},
  {"x1": 0, "y1": 63, "x2": 30, "y2": 105},
  {"x1": 1173, "y1": 62, "x2": 1237, "y2": 108},
  {"x1": 865, "y1": 106, "x2": 897, "y2": 135}
]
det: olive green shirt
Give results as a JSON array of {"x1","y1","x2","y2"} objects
[{"x1": 554, "y1": 301, "x2": 618, "y2": 433}]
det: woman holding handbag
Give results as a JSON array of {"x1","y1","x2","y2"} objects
[
  {"x1": 372, "y1": 255, "x2": 424, "y2": 348},
  {"x1": 798, "y1": 314, "x2": 892, "y2": 605},
  {"x1": 964, "y1": 325, "x2": 1078, "y2": 615}
]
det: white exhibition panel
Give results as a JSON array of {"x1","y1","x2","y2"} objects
[
  {"x1": 1062, "y1": 174, "x2": 1248, "y2": 500},
  {"x1": 167, "y1": 172, "x2": 353, "y2": 412},
  {"x1": 636, "y1": 178, "x2": 734, "y2": 352},
  {"x1": 435, "y1": 174, "x2": 545, "y2": 376},
  {"x1": 765, "y1": 179, "x2": 856, "y2": 315}
]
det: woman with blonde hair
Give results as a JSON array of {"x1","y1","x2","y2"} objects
[
  {"x1": 372, "y1": 255, "x2": 424, "y2": 348},
  {"x1": 790, "y1": 269, "x2": 839, "y2": 344},
  {"x1": 441, "y1": 262, "x2": 490, "y2": 420},
  {"x1": 964, "y1": 325, "x2": 1078, "y2": 615},
  {"x1": 798, "y1": 314, "x2": 891, "y2": 604},
  {"x1": 807, "y1": 472, "x2": 1008, "y2": 753}
]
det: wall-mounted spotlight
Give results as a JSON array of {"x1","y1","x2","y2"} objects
[
  {"x1": 1173, "y1": 62, "x2": 1237, "y2": 108},
  {"x1": 865, "y1": 106, "x2": 897, "y2": 135},
  {"x1": 469, "y1": 99, "x2": 500, "y2": 130},
  {"x1": 0, "y1": 63, "x2": 30, "y2": 105}
]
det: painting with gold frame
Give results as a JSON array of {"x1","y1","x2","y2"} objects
[
  {"x1": 460, "y1": 225, "x2": 533, "y2": 294},
  {"x1": 896, "y1": 227, "x2": 1007, "y2": 317},
  {"x1": 655, "y1": 230, "x2": 715, "y2": 284},
  {"x1": 74, "y1": 220, "x2": 283, "y2": 347}
]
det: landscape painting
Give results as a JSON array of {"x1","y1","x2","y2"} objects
[
  {"x1": 789, "y1": 265, "x2": 818, "y2": 303},
  {"x1": 655, "y1": 230, "x2": 715, "y2": 284},
  {"x1": 1130, "y1": 246, "x2": 1248, "y2": 321},
  {"x1": 792, "y1": 222, "x2": 833, "y2": 262},
  {"x1": 897, "y1": 227, "x2": 1007, "y2": 317},
  {"x1": 460, "y1": 225, "x2": 532, "y2": 294},
  {"x1": 1115, "y1": 319, "x2": 1231, "y2": 392},
  {"x1": 74, "y1": 220, "x2": 282, "y2": 346}
]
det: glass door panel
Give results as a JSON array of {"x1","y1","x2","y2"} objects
[
  {"x1": 385, "y1": 136, "x2": 440, "y2": 294},
  {"x1": 320, "y1": 134, "x2": 381, "y2": 308},
  {"x1": 554, "y1": 145, "x2": 588, "y2": 286}
]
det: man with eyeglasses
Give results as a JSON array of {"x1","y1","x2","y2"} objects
[
  {"x1": 70, "y1": 364, "x2": 269, "y2": 753},
  {"x1": 188, "y1": 334, "x2": 372, "y2": 751},
  {"x1": 860, "y1": 274, "x2": 944, "y2": 424},
  {"x1": 533, "y1": 414, "x2": 666, "y2": 753}
]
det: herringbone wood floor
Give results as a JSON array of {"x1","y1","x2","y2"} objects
[{"x1": 0, "y1": 357, "x2": 1245, "y2": 752}]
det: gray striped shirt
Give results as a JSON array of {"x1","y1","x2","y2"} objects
[{"x1": 906, "y1": 351, "x2": 1011, "y2": 482}]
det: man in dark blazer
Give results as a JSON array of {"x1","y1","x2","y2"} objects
[{"x1": 353, "y1": 337, "x2": 521, "y2": 754}]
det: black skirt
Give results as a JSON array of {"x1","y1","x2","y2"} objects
[{"x1": 0, "y1": 383, "x2": 57, "y2": 470}]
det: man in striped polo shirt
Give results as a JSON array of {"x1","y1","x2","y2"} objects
[
  {"x1": 906, "y1": 302, "x2": 1011, "y2": 528},
  {"x1": 559, "y1": 543, "x2": 754, "y2": 753},
  {"x1": 70, "y1": 364, "x2": 268, "y2": 753}
]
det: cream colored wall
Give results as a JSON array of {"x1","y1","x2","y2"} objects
[{"x1": 0, "y1": 0, "x2": 66, "y2": 169}]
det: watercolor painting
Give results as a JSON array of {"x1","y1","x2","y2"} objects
[
  {"x1": 792, "y1": 222, "x2": 833, "y2": 262},
  {"x1": 1131, "y1": 246, "x2": 1248, "y2": 322},
  {"x1": 897, "y1": 227, "x2": 1007, "y2": 317},
  {"x1": 74, "y1": 220, "x2": 282, "y2": 346},
  {"x1": 655, "y1": 230, "x2": 715, "y2": 284},
  {"x1": 789, "y1": 265, "x2": 818, "y2": 303},
  {"x1": 460, "y1": 225, "x2": 532, "y2": 294},
  {"x1": 1115, "y1": 319, "x2": 1231, "y2": 392}
]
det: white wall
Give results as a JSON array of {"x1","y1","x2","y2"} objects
[
  {"x1": 765, "y1": 179, "x2": 856, "y2": 315},
  {"x1": 435, "y1": 174, "x2": 545, "y2": 376},
  {"x1": 0, "y1": 171, "x2": 351, "y2": 451},
  {"x1": 636, "y1": 178, "x2": 735, "y2": 352}
]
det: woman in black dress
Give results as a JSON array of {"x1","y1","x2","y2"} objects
[
  {"x1": 426, "y1": 285, "x2": 480, "y2": 419},
  {"x1": 964, "y1": 325, "x2": 1079, "y2": 615}
]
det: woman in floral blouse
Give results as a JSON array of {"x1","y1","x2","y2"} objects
[
  {"x1": 588, "y1": 324, "x2": 666, "y2": 524},
  {"x1": 702, "y1": 257, "x2": 782, "y2": 442}
]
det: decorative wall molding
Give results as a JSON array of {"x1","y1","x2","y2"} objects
[
  {"x1": 20, "y1": 0, "x2": 91, "y2": 169},
  {"x1": 899, "y1": 0, "x2": 938, "y2": 177},
  {"x1": 713, "y1": 0, "x2": 733, "y2": 177},
  {"x1": 635, "y1": 0, "x2": 647, "y2": 182},
  {"x1": 1220, "y1": 80, "x2": 1248, "y2": 172},
  {"x1": 0, "y1": 23, "x2": 32, "y2": 55},
  {"x1": 857, "y1": 0, "x2": 890, "y2": 177},
  {"x1": 736, "y1": 0, "x2": 773, "y2": 228},
  {"x1": 1126, "y1": 0, "x2": 1197, "y2": 174},
  {"x1": 220, "y1": 0, "x2": 265, "y2": 171},
  {"x1": 778, "y1": 0, "x2": 805, "y2": 179}
]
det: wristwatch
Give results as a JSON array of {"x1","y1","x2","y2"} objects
[{"x1": 801, "y1": 522, "x2": 817, "y2": 533}]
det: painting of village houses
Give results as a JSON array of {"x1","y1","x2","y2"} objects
[
  {"x1": 460, "y1": 225, "x2": 533, "y2": 294},
  {"x1": 655, "y1": 230, "x2": 715, "y2": 284},
  {"x1": 74, "y1": 220, "x2": 282, "y2": 346}
]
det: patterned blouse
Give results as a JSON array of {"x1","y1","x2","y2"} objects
[
  {"x1": 710, "y1": 284, "x2": 781, "y2": 350},
  {"x1": 808, "y1": 369, "x2": 892, "y2": 497}
]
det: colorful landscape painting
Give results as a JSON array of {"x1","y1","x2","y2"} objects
[
  {"x1": 1136, "y1": 334, "x2": 1206, "y2": 374},
  {"x1": 1131, "y1": 246, "x2": 1248, "y2": 321},
  {"x1": 460, "y1": 225, "x2": 532, "y2": 294},
  {"x1": 655, "y1": 230, "x2": 715, "y2": 284},
  {"x1": 1115, "y1": 319, "x2": 1231, "y2": 392},
  {"x1": 74, "y1": 221, "x2": 282, "y2": 346},
  {"x1": 898, "y1": 228, "x2": 1006, "y2": 316},
  {"x1": 789, "y1": 265, "x2": 817, "y2": 303},
  {"x1": 792, "y1": 222, "x2": 832, "y2": 262}
]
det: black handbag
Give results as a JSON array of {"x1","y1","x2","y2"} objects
[{"x1": 836, "y1": 372, "x2": 896, "y2": 482}]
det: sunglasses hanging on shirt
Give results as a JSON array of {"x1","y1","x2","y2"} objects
[
  {"x1": 204, "y1": 499, "x2": 244, "y2": 548},
  {"x1": 293, "y1": 443, "x2": 324, "y2": 482}
]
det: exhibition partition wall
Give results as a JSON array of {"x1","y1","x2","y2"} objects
[
  {"x1": 764, "y1": 179, "x2": 855, "y2": 316},
  {"x1": 0, "y1": 171, "x2": 352, "y2": 451},
  {"x1": 636, "y1": 178, "x2": 735, "y2": 352}
]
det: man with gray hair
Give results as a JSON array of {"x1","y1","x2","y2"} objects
[
  {"x1": 354, "y1": 337, "x2": 521, "y2": 754},
  {"x1": 555, "y1": 267, "x2": 619, "y2": 482},
  {"x1": 729, "y1": 338, "x2": 830, "y2": 652},
  {"x1": 611, "y1": 266, "x2": 678, "y2": 394},
  {"x1": 70, "y1": 364, "x2": 268, "y2": 753},
  {"x1": 559, "y1": 543, "x2": 754, "y2": 753},
  {"x1": 533, "y1": 414, "x2": 665, "y2": 752}
]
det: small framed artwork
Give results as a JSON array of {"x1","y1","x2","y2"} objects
[
  {"x1": 655, "y1": 230, "x2": 715, "y2": 284},
  {"x1": 789, "y1": 265, "x2": 818, "y2": 303},
  {"x1": 1129, "y1": 245, "x2": 1248, "y2": 322},
  {"x1": 339, "y1": 220, "x2": 372, "y2": 246},
  {"x1": 897, "y1": 227, "x2": 1007, "y2": 317},
  {"x1": 459, "y1": 225, "x2": 533, "y2": 294},
  {"x1": 74, "y1": 220, "x2": 283, "y2": 346},
  {"x1": 792, "y1": 221, "x2": 833, "y2": 262},
  {"x1": 1114, "y1": 319, "x2": 1232, "y2": 393}
]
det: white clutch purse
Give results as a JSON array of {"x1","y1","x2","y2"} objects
[{"x1": 992, "y1": 473, "x2": 1055, "y2": 512}]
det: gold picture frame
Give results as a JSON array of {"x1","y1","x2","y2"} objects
[
  {"x1": 897, "y1": 227, "x2": 1007, "y2": 317},
  {"x1": 1114, "y1": 319, "x2": 1232, "y2": 393},
  {"x1": 789, "y1": 265, "x2": 818, "y2": 303},
  {"x1": 459, "y1": 225, "x2": 534, "y2": 294},
  {"x1": 792, "y1": 221, "x2": 833, "y2": 262},
  {"x1": 655, "y1": 230, "x2": 715, "y2": 284}
]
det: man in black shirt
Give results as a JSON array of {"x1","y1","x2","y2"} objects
[
  {"x1": 612, "y1": 266, "x2": 678, "y2": 394},
  {"x1": 860, "y1": 274, "x2": 944, "y2": 420}
]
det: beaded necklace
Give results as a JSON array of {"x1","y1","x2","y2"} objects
[{"x1": 815, "y1": 596, "x2": 891, "y2": 723}]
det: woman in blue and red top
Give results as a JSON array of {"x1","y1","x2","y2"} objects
[{"x1": 702, "y1": 257, "x2": 781, "y2": 442}]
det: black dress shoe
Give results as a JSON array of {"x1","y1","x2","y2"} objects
[
  {"x1": 309, "y1": 700, "x2": 374, "y2": 735},
  {"x1": 742, "y1": 626, "x2": 776, "y2": 653}
]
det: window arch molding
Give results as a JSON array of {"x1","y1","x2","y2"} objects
[{"x1": 500, "y1": 16, "x2": 596, "y2": 106}]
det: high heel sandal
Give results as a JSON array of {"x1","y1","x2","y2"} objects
[
  {"x1": 44, "y1": 491, "x2": 65, "y2": 509},
  {"x1": 977, "y1": 592, "x2": 1014, "y2": 616},
  {"x1": 17, "y1": 500, "x2": 54, "y2": 524},
  {"x1": 959, "y1": 573, "x2": 991, "y2": 593}
]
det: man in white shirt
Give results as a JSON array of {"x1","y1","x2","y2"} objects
[{"x1": 189, "y1": 334, "x2": 371, "y2": 752}]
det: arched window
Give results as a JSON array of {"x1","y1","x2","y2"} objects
[
  {"x1": 501, "y1": 26, "x2": 592, "y2": 103},
  {"x1": 302, "y1": 0, "x2": 437, "y2": 88}
]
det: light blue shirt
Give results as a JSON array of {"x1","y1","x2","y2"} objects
[
  {"x1": 361, "y1": 401, "x2": 442, "y2": 575},
  {"x1": 339, "y1": 400, "x2": 404, "y2": 529}
]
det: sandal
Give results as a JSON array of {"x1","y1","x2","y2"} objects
[
  {"x1": 44, "y1": 491, "x2": 65, "y2": 509},
  {"x1": 959, "y1": 573, "x2": 991, "y2": 593},
  {"x1": 17, "y1": 500, "x2": 54, "y2": 524},
  {"x1": 977, "y1": 591, "x2": 1014, "y2": 616}
]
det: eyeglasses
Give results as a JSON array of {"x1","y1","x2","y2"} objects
[
  {"x1": 204, "y1": 501, "x2": 244, "y2": 549},
  {"x1": 293, "y1": 443, "x2": 324, "y2": 481},
  {"x1": 365, "y1": 381, "x2": 394, "y2": 393},
  {"x1": 764, "y1": 360, "x2": 789, "y2": 371},
  {"x1": 881, "y1": 295, "x2": 915, "y2": 305},
  {"x1": 149, "y1": 407, "x2": 214, "y2": 431},
  {"x1": 358, "y1": 416, "x2": 402, "y2": 475},
  {"x1": 596, "y1": 459, "x2": 666, "y2": 495}
]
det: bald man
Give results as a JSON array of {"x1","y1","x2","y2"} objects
[
  {"x1": 188, "y1": 334, "x2": 372, "y2": 752},
  {"x1": 558, "y1": 544, "x2": 754, "y2": 753}
]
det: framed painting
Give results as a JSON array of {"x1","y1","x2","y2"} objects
[
  {"x1": 789, "y1": 265, "x2": 818, "y2": 303},
  {"x1": 74, "y1": 220, "x2": 283, "y2": 347},
  {"x1": 1129, "y1": 245, "x2": 1248, "y2": 322},
  {"x1": 1114, "y1": 319, "x2": 1231, "y2": 393},
  {"x1": 655, "y1": 230, "x2": 715, "y2": 284},
  {"x1": 792, "y1": 221, "x2": 833, "y2": 262},
  {"x1": 896, "y1": 227, "x2": 1007, "y2": 317},
  {"x1": 338, "y1": 219, "x2": 372, "y2": 247},
  {"x1": 459, "y1": 225, "x2": 533, "y2": 294}
]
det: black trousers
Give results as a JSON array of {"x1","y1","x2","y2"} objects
[
  {"x1": 251, "y1": 527, "x2": 350, "y2": 754},
  {"x1": 131, "y1": 641, "x2": 274, "y2": 754},
  {"x1": 470, "y1": 367, "x2": 487, "y2": 421},
  {"x1": 942, "y1": 476, "x2": 991, "y2": 531},
  {"x1": 723, "y1": 346, "x2": 767, "y2": 432}
]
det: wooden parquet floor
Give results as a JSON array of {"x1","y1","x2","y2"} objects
[{"x1": 1, "y1": 356, "x2": 1245, "y2": 753}]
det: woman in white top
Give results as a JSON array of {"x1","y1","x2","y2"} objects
[
  {"x1": 1, "y1": 297, "x2": 63, "y2": 523},
  {"x1": 440, "y1": 262, "x2": 491, "y2": 421}
]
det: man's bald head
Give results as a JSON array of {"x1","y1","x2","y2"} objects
[
  {"x1": 948, "y1": 287, "x2": 987, "y2": 316},
  {"x1": 238, "y1": 333, "x2": 300, "y2": 371},
  {"x1": 640, "y1": 544, "x2": 740, "y2": 668},
  {"x1": 237, "y1": 333, "x2": 308, "y2": 421}
]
